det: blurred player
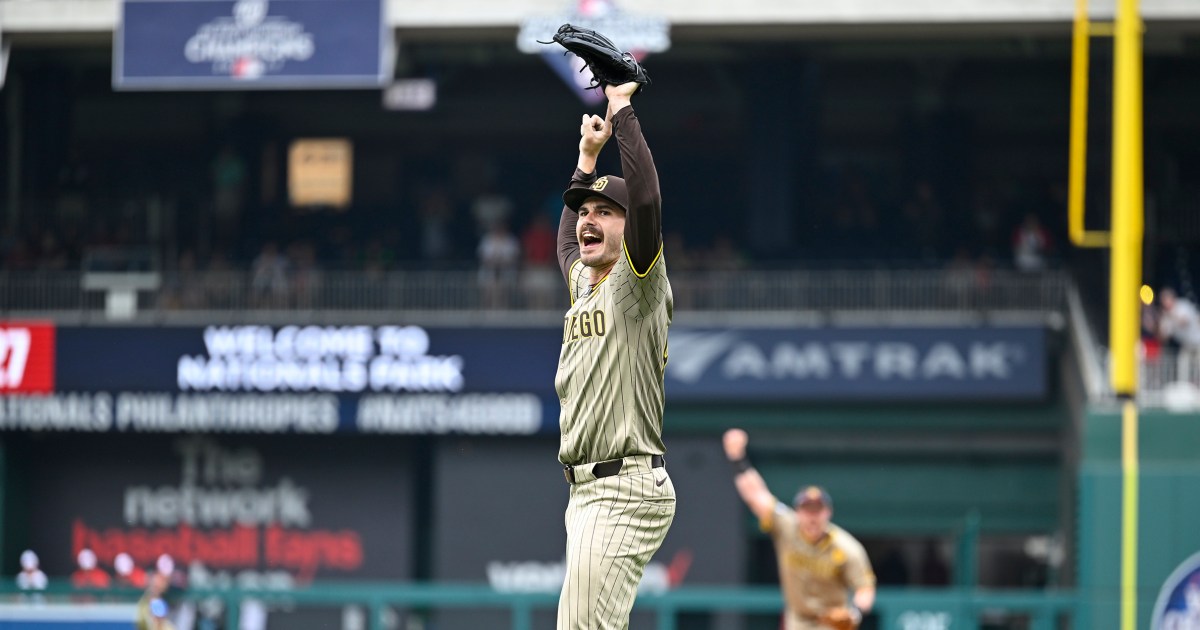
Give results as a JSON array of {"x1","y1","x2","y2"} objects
[
  {"x1": 723, "y1": 429, "x2": 875, "y2": 630},
  {"x1": 553, "y1": 81, "x2": 675, "y2": 629},
  {"x1": 136, "y1": 569, "x2": 176, "y2": 630}
]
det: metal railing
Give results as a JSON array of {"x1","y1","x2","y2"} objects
[
  {"x1": 1095, "y1": 348, "x2": 1200, "y2": 411},
  {"x1": 0, "y1": 269, "x2": 1069, "y2": 319},
  {"x1": 0, "y1": 583, "x2": 1078, "y2": 630}
]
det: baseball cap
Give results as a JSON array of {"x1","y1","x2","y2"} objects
[
  {"x1": 563, "y1": 175, "x2": 630, "y2": 214},
  {"x1": 793, "y1": 485, "x2": 833, "y2": 510}
]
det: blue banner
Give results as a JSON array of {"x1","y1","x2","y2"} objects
[
  {"x1": 665, "y1": 326, "x2": 1046, "y2": 401},
  {"x1": 0, "y1": 324, "x2": 1047, "y2": 434},
  {"x1": 115, "y1": 0, "x2": 389, "y2": 89}
]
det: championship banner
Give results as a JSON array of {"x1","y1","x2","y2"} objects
[
  {"x1": 25, "y1": 434, "x2": 415, "y2": 585},
  {"x1": 115, "y1": 0, "x2": 390, "y2": 90}
]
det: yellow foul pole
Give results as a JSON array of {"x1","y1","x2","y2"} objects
[{"x1": 1110, "y1": 0, "x2": 1143, "y2": 626}]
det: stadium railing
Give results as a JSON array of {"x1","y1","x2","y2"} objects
[
  {"x1": 0, "y1": 268, "x2": 1070, "y2": 319},
  {"x1": 0, "y1": 583, "x2": 1079, "y2": 630}
]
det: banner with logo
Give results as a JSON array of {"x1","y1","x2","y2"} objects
[
  {"x1": 0, "y1": 323, "x2": 1047, "y2": 435},
  {"x1": 115, "y1": 0, "x2": 390, "y2": 89},
  {"x1": 0, "y1": 324, "x2": 561, "y2": 435},
  {"x1": 1152, "y1": 551, "x2": 1200, "y2": 630},
  {"x1": 665, "y1": 326, "x2": 1047, "y2": 401},
  {"x1": 24, "y1": 434, "x2": 414, "y2": 585}
]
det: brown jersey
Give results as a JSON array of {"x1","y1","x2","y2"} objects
[{"x1": 761, "y1": 502, "x2": 875, "y2": 623}]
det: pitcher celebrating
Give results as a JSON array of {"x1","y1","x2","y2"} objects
[{"x1": 553, "y1": 81, "x2": 675, "y2": 629}]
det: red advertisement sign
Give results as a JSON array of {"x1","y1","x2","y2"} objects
[{"x1": 0, "y1": 322, "x2": 55, "y2": 393}]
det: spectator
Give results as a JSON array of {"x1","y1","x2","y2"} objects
[
  {"x1": 16, "y1": 550, "x2": 48, "y2": 591},
  {"x1": 1157, "y1": 288, "x2": 1200, "y2": 383},
  {"x1": 250, "y1": 242, "x2": 289, "y2": 307},
  {"x1": 289, "y1": 241, "x2": 322, "y2": 309},
  {"x1": 72, "y1": 548, "x2": 112, "y2": 589},
  {"x1": 162, "y1": 251, "x2": 206, "y2": 310},
  {"x1": 417, "y1": 187, "x2": 456, "y2": 262},
  {"x1": 470, "y1": 191, "x2": 514, "y2": 236},
  {"x1": 477, "y1": 221, "x2": 521, "y2": 309},
  {"x1": 520, "y1": 213, "x2": 559, "y2": 309},
  {"x1": 1013, "y1": 213, "x2": 1052, "y2": 271},
  {"x1": 115, "y1": 552, "x2": 148, "y2": 590}
]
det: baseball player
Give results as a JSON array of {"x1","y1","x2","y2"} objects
[
  {"x1": 723, "y1": 429, "x2": 875, "y2": 630},
  {"x1": 553, "y1": 80, "x2": 675, "y2": 629}
]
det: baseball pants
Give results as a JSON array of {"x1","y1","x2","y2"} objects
[{"x1": 557, "y1": 454, "x2": 676, "y2": 630}]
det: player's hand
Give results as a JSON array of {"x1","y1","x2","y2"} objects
[
  {"x1": 818, "y1": 607, "x2": 861, "y2": 630},
  {"x1": 604, "y1": 81, "x2": 640, "y2": 101},
  {"x1": 723, "y1": 429, "x2": 748, "y2": 461},
  {"x1": 579, "y1": 111, "x2": 612, "y2": 157}
]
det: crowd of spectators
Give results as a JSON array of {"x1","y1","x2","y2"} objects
[{"x1": 0, "y1": 146, "x2": 1086, "y2": 311}]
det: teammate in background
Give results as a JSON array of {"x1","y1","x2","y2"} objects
[
  {"x1": 553, "y1": 81, "x2": 675, "y2": 629},
  {"x1": 136, "y1": 570, "x2": 176, "y2": 630},
  {"x1": 723, "y1": 429, "x2": 875, "y2": 630},
  {"x1": 72, "y1": 548, "x2": 112, "y2": 588},
  {"x1": 115, "y1": 552, "x2": 149, "y2": 589},
  {"x1": 16, "y1": 549, "x2": 48, "y2": 591}
]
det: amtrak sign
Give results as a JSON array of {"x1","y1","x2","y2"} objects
[{"x1": 665, "y1": 326, "x2": 1046, "y2": 401}]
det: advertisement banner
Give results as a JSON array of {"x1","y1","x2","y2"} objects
[
  {"x1": 0, "y1": 323, "x2": 1048, "y2": 435},
  {"x1": 115, "y1": 0, "x2": 389, "y2": 89},
  {"x1": 665, "y1": 326, "x2": 1046, "y2": 401},
  {"x1": 0, "y1": 322, "x2": 55, "y2": 394},
  {"x1": 2, "y1": 324, "x2": 561, "y2": 435},
  {"x1": 25, "y1": 434, "x2": 414, "y2": 584}
]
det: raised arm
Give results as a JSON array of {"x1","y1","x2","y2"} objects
[
  {"x1": 558, "y1": 112, "x2": 611, "y2": 283},
  {"x1": 606, "y1": 83, "x2": 662, "y2": 275},
  {"x1": 722, "y1": 429, "x2": 779, "y2": 524}
]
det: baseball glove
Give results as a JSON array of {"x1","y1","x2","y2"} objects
[
  {"x1": 546, "y1": 24, "x2": 651, "y2": 93},
  {"x1": 818, "y1": 606, "x2": 862, "y2": 630}
]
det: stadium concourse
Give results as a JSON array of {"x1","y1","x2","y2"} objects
[{"x1": 2, "y1": 0, "x2": 1200, "y2": 629}]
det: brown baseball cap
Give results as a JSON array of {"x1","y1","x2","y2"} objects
[
  {"x1": 563, "y1": 175, "x2": 630, "y2": 213},
  {"x1": 794, "y1": 485, "x2": 833, "y2": 510}
]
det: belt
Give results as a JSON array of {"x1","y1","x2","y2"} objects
[{"x1": 563, "y1": 454, "x2": 665, "y2": 484}]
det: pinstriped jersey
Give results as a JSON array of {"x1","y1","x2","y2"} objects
[
  {"x1": 554, "y1": 245, "x2": 672, "y2": 465},
  {"x1": 761, "y1": 503, "x2": 875, "y2": 617}
]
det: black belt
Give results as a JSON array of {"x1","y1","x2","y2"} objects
[{"x1": 563, "y1": 454, "x2": 665, "y2": 484}]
